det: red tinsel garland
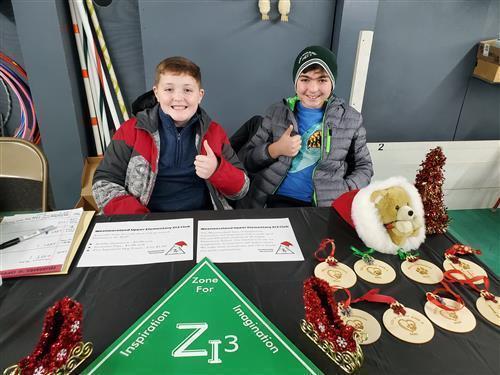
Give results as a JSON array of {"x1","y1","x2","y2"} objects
[
  {"x1": 303, "y1": 277, "x2": 357, "y2": 353},
  {"x1": 415, "y1": 146, "x2": 450, "y2": 234},
  {"x1": 17, "y1": 297, "x2": 83, "y2": 375}
]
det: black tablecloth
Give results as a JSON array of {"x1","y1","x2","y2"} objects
[{"x1": 1, "y1": 207, "x2": 498, "y2": 374}]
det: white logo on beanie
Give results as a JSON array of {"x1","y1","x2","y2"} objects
[{"x1": 299, "y1": 51, "x2": 317, "y2": 64}]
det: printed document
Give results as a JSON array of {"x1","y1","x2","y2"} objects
[
  {"x1": 78, "y1": 218, "x2": 194, "y2": 267},
  {"x1": 0, "y1": 208, "x2": 87, "y2": 278},
  {"x1": 197, "y1": 218, "x2": 303, "y2": 263}
]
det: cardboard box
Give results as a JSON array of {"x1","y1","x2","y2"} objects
[
  {"x1": 75, "y1": 156, "x2": 103, "y2": 211},
  {"x1": 473, "y1": 39, "x2": 500, "y2": 84},
  {"x1": 477, "y1": 39, "x2": 500, "y2": 65},
  {"x1": 473, "y1": 59, "x2": 500, "y2": 84}
]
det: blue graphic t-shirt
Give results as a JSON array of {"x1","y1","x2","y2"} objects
[{"x1": 276, "y1": 102, "x2": 323, "y2": 202}]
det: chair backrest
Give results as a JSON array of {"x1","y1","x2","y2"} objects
[{"x1": 0, "y1": 137, "x2": 48, "y2": 211}]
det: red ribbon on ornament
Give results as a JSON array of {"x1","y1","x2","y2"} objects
[
  {"x1": 445, "y1": 243, "x2": 482, "y2": 257},
  {"x1": 444, "y1": 244, "x2": 482, "y2": 264},
  {"x1": 332, "y1": 287, "x2": 352, "y2": 311},
  {"x1": 397, "y1": 249, "x2": 420, "y2": 262},
  {"x1": 426, "y1": 281, "x2": 464, "y2": 311},
  {"x1": 443, "y1": 270, "x2": 497, "y2": 303},
  {"x1": 351, "y1": 288, "x2": 406, "y2": 316},
  {"x1": 314, "y1": 238, "x2": 338, "y2": 266}
]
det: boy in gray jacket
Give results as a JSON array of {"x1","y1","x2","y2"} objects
[{"x1": 238, "y1": 45, "x2": 373, "y2": 208}]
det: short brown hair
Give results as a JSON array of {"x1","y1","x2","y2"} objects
[{"x1": 154, "y1": 56, "x2": 202, "y2": 86}]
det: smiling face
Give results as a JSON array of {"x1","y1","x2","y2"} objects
[
  {"x1": 153, "y1": 72, "x2": 204, "y2": 126},
  {"x1": 295, "y1": 67, "x2": 333, "y2": 109}
]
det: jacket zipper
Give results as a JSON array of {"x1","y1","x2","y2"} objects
[
  {"x1": 311, "y1": 109, "x2": 328, "y2": 206},
  {"x1": 312, "y1": 98, "x2": 336, "y2": 206},
  {"x1": 176, "y1": 132, "x2": 181, "y2": 166}
]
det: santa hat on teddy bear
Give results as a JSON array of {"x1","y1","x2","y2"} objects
[{"x1": 332, "y1": 176, "x2": 426, "y2": 254}]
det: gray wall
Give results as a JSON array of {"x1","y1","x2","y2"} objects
[
  {"x1": 456, "y1": 74, "x2": 500, "y2": 140},
  {"x1": 332, "y1": 0, "x2": 379, "y2": 101},
  {"x1": 139, "y1": 0, "x2": 336, "y2": 130},
  {"x1": 3, "y1": 0, "x2": 499, "y2": 208},
  {"x1": 362, "y1": 0, "x2": 499, "y2": 141}
]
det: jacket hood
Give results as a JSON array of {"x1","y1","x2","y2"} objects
[
  {"x1": 131, "y1": 89, "x2": 157, "y2": 116},
  {"x1": 133, "y1": 91, "x2": 212, "y2": 135}
]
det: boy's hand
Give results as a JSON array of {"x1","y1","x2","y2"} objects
[
  {"x1": 268, "y1": 125, "x2": 301, "y2": 158},
  {"x1": 195, "y1": 140, "x2": 218, "y2": 179}
]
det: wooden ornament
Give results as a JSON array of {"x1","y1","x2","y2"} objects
[
  {"x1": 341, "y1": 308, "x2": 382, "y2": 345},
  {"x1": 443, "y1": 258, "x2": 487, "y2": 284},
  {"x1": 314, "y1": 262, "x2": 357, "y2": 289},
  {"x1": 476, "y1": 294, "x2": 500, "y2": 327},
  {"x1": 401, "y1": 259, "x2": 443, "y2": 284},
  {"x1": 354, "y1": 258, "x2": 396, "y2": 285},
  {"x1": 383, "y1": 306, "x2": 434, "y2": 344},
  {"x1": 424, "y1": 297, "x2": 476, "y2": 333}
]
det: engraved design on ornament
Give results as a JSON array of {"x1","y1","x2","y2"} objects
[
  {"x1": 366, "y1": 266, "x2": 382, "y2": 276},
  {"x1": 398, "y1": 319, "x2": 417, "y2": 334},
  {"x1": 327, "y1": 269, "x2": 343, "y2": 280},
  {"x1": 416, "y1": 266, "x2": 429, "y2": 275},
  {"x1": 439, "y1": 310, "x2": 459, "y2": 321}
]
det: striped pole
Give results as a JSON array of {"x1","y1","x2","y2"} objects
[
  {"x1": 68, "y1": 0, "x2": 103, "y2": 155},
  {"x1": 91, "y1": 42, "x2": 111, "y2": 146},
  {"x1": 75, "y1": 0, "x2": 121, "y2": 131},
  {"x1": 74, "y1": 0, "x2": 111, "y2": 146},
  {"x1": 85, "y1": 0, "x2": 129, "y2": 122},
  {"x1": 85, "y1": 27, "x2": 111, "y2": 146},
  {"x1": 73, "y1": 0, "x2": 110, "y2": 148}
]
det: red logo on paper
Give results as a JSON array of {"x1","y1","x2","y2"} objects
[
  {"x1": 276, "y1": 241, "x2": 294, "y2": 254},
  {"x1": 166, "y1": 241, "x2": 188, "y2": 255}
]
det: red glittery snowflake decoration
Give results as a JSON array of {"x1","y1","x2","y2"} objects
[{"x1": 415, "y1": 146, "x2": 450, "y2": 234}]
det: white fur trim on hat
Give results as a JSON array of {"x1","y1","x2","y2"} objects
[{"x1": 351, "y1": 176, "x2": 426, "y2": 255}]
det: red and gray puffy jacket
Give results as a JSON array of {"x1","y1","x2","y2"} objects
[{"x1": 92, "y1": 104, "x2": 249, "y2": 215}]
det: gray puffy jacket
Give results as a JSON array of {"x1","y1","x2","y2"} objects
[{"x1": 237, "y1": 96, "x2": 373, "y2": 208}]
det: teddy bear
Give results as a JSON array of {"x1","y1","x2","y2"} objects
[
  {"x1": 332, "y1": 176, "x2": 426, "y2": 254},
  {"x1": 370, "y1": 186, "x2": 424, "y2": 247}
]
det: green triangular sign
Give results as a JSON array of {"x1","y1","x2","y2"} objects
[{"x1": 82, "y1": 258, "x2": 322, "y2": 374}]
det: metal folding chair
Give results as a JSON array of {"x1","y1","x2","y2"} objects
[{"x1": 0, "y1": 137, "x2": 48, "y2": 212}]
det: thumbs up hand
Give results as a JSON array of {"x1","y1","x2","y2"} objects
[
  {"x1": 195, "y1": 140, "x2": 219, "y2": 179},
  {"x1": 268, "y1": 125, "x2": 302, "y2": 159}
]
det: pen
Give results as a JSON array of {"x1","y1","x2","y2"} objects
[{"x1": 0, "y1": 225, "x2": 57, "y2": 250}]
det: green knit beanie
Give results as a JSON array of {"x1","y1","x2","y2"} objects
[{"x1": 292, "y1": 45, "x2": 337, "y2": 87}]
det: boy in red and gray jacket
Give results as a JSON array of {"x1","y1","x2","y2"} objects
[{"x1": 93, "y1": 56, "x2": 249, "y2": 215}]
